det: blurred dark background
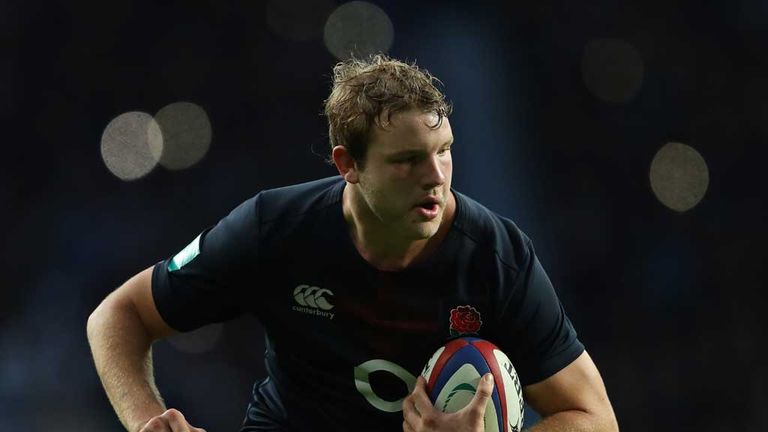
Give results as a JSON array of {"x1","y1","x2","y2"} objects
[{"x1": 1, "y1": 0, "x2": 766, "y2": 430}]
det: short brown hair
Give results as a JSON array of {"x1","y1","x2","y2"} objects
[{"x1": 323, "y1": 54, "x2": 452, "y2": 166}]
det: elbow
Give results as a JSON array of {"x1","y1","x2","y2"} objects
[
  {"x1": 86, "y1": 299, "x2": 108, "y2": 342},
  {"x1": 87, "y1": 294, "x2": 122, "y2": 343},
  {"x1": 596, "y1": 407, "x2": 619, "y2": 432},
  {"x1": 570, "y1": 406, "x2": 618, "y2": 432},
  {"x1": 576, "y1": 409, "x2": 619, "y2": 432}
]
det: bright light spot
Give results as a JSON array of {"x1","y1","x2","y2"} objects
[
  {"x1": 100, "y1": 111, "x2": 163, "y2": 181},
  {"x1": 154, "y1": 101, "x2": 212, "y2": 170},
  {"x1": 267, "y1": 0, "x2": 336, "y2": 41},
  {"x1": 324, "y1": 1, "x2": 394, "y2": 60},
  {"x1": 581, "y1": 38, "x2": 644, "y2": 104},
  {"x1": 649, "y1": 142, "x2": 709, "y2": 212},
  {"x1": 166, "y1": 323, "x2": 223, "y2": 354}
]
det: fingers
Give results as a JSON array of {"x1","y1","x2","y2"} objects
[
  {"x1": 403, "y1": 375, "x2": 494, "y2": 432},
  {"x1": 402, "y1": 386, "x2": 421, "y2": 431},
  {"x1": 402, "y1": 419, "x2": 416, "y2": 432},
  {"x1": 410, "y1": 376, "x2": 434, "y2": 417},
  {"x1": 402, "y1": 398, "x2": 420, "y2": 431},
  {"x1": 414, "y1": 375, "x2": 427, "y2": 392},
  {"x1": 403, "y1": 376, "x2": 445, "y2": 431},
  {"x1": 467, "y1": 373, "x2": 494, "y2": 419},
  {"x1": 139, "y1": 409, "x2": 206, "y2": 432},
  {"x1": 162, "y1": 409, "x2": 190, "y2": 432},
  {"x1": 140, "y1": 416, "x2": 169, "y2": 432}
]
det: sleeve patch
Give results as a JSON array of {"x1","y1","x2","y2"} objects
[{"x1": 168, "y1": 234, "x2": 201, "y2": 272}]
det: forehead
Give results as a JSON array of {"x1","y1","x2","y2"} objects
[{"x1": 369, "y1": 109, "x2": 453, "y2": 153}]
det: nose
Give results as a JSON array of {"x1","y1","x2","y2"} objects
[{"x1": 421, "y1": 154, "x2": 446, "y2": 190}]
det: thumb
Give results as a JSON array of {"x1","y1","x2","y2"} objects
[{"x1": 468, "y1": 373, "x2": 494, "y2": 417}]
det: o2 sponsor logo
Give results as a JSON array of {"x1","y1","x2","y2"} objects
[{"x1": 353, "y1": 359, "x2": 417, "y2": 413}]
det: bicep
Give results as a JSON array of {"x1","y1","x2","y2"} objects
[
  {"x1": 523, "y1": 351, "x2": 614, "y2": 419},
  {"x1": 106, "y1": 266, "x2": 177, "y2": 340}
]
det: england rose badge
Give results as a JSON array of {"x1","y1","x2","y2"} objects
[{"x1": 449, "y1": 305, "x2": 482, "y2": 336}]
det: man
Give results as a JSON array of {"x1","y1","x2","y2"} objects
[{"x1": 87, "y1": 55, "x2": 618, "y2": 432}]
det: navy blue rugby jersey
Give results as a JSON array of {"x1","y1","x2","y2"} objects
[{"x1": 152, "y1": 176, "x2": 584, "y2": 431}]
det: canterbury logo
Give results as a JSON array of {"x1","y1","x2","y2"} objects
[
  {"x1": 292, "y1": 285, "x2": 335, "y2": 319},
  {"x1": 294, "y1": 285, "x2": 334, "y2": 310}
]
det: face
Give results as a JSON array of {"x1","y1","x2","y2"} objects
[{"x1": 353, "y1": 109, "x2": 454, "y2": 240}]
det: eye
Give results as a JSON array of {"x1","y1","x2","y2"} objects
[
  {"x1": 394, "y1": 155, "x2": 420, "y2": 164},
  {"x1": 438, "y1": 146, "x2": 451, "y2": 156}
]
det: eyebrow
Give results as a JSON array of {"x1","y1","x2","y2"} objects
[{"x1": 388, "y1": 138, "x2": 454, "y2": 157}]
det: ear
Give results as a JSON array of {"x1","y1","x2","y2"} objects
[{"x1": 332, "y1": 145, "x2": 360, "y2": 184}]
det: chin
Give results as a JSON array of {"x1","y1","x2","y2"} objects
[{"x1": 412, "y1": 221, "x2": 440, "y2": 239}]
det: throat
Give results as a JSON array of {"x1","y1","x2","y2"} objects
[
  {"x1": 347, "y1": 224, "x2": 429, "y2": 271},
  {"x1": 341, "y1": 184, "x2": 455, "y2": 271}
]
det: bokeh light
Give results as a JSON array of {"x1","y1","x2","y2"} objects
[
  {"x1": 266, "y1": 0, "x2": 336, "y2": 41},
  {"x1": 323, "y1": 1, "x2": 394, "y2": 60},
  {"x1": 582, "y1": 38, "x2": 645, "y2": 104},
  {"x1": 649, "y1": 142, "x2": 709, "y2": 212},
  {"x1": 154, "y1": 101, "x2": 212, "y2": 170},
  {"x1": 166, "y1": 323, "x2": 224, "y2": 354},
  {"x1": 100, "y1": 111, "x2": 163, "y2": 181}
]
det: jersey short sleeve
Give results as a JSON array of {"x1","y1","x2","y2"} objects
[
  {"x1": 152, "y1": 194, "x2": 261, "y2": 332},
  {"x1": 498, "y1": 235, "x2": 585, "y2": 385}
]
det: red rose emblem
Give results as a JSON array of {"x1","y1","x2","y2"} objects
[{"x1": 449, "y1": 305, "x2": 482, "y2": 335}]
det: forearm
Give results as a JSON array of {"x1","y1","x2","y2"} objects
[
  {"x1": 526, "y1": 409, "x2": 618, "y2": 432},
  {"x1": 87, "y1": 299, "x2": 167, "y2": 432}
]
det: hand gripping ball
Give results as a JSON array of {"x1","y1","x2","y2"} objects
[{"x1": 421, "y1": 337, "x2": 524, "y2": 432}]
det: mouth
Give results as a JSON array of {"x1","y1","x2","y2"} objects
[
  {"x1": 414, "y1": 197, "x2": 441, "y2": 219},
  {"x1": 414, "y1": 196, "x2": 441, "y2": 208}
]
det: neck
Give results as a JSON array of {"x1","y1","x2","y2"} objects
[{"x1": 342, "y1": 184, "x2": 455, "y2": 271}]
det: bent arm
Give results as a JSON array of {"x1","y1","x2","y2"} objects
[
  {"x1": 524, "y1": 351, "x2": 618, "y2": 432},
  {"x1": 87, "y1": 266, "x2": 177, "y2": 432}
]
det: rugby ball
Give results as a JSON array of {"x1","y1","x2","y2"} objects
[{"x1": 421, "y1": 337, "x2": 524, "y2": 432}]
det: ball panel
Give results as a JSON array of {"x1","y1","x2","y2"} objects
[
  {"x1": 423, "y1": 337, "x2": 469, "y2": 391},
  {"x1": 421, "y1": 346, "x2": 445, "y2": 384},
  {"x1": 433, "y1": 363, "x2": 481, "y2": 413},
  {"x1": 422, "y1": 337, "x2": 524, "y2": 432},
  {"x1": 484, "y1": 392, "x2": 501, "y2": 432},
  {"x1": 493, "y1": 349, "x2": 524, "y2": 432},
  {"x1": 428, "y1": 344, "x2": 505, "y2": 432},
  {"x1": 430, "y1": 364, "x2": 503, "y2": 432},
  {"x1": 470, "y1": 339, "x2": 510, "y2": 431},
  {"x1": 429, "y1": 344, "x2": 491, "y2": 404}
]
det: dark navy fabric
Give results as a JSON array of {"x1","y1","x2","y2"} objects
[{"x1": 152, "y1": 176, "x2": 584, "y2": 431}]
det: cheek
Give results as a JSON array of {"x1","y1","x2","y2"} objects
[
  {"x1": 366, "y1": 181, "x2": 402, "y2": 211},
  {"x1": 441, "y1": 158, "x2": 453, "y2": 179},
  {"x1": 389, "y1": 164, "x2": 413, "y2": 179}
]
